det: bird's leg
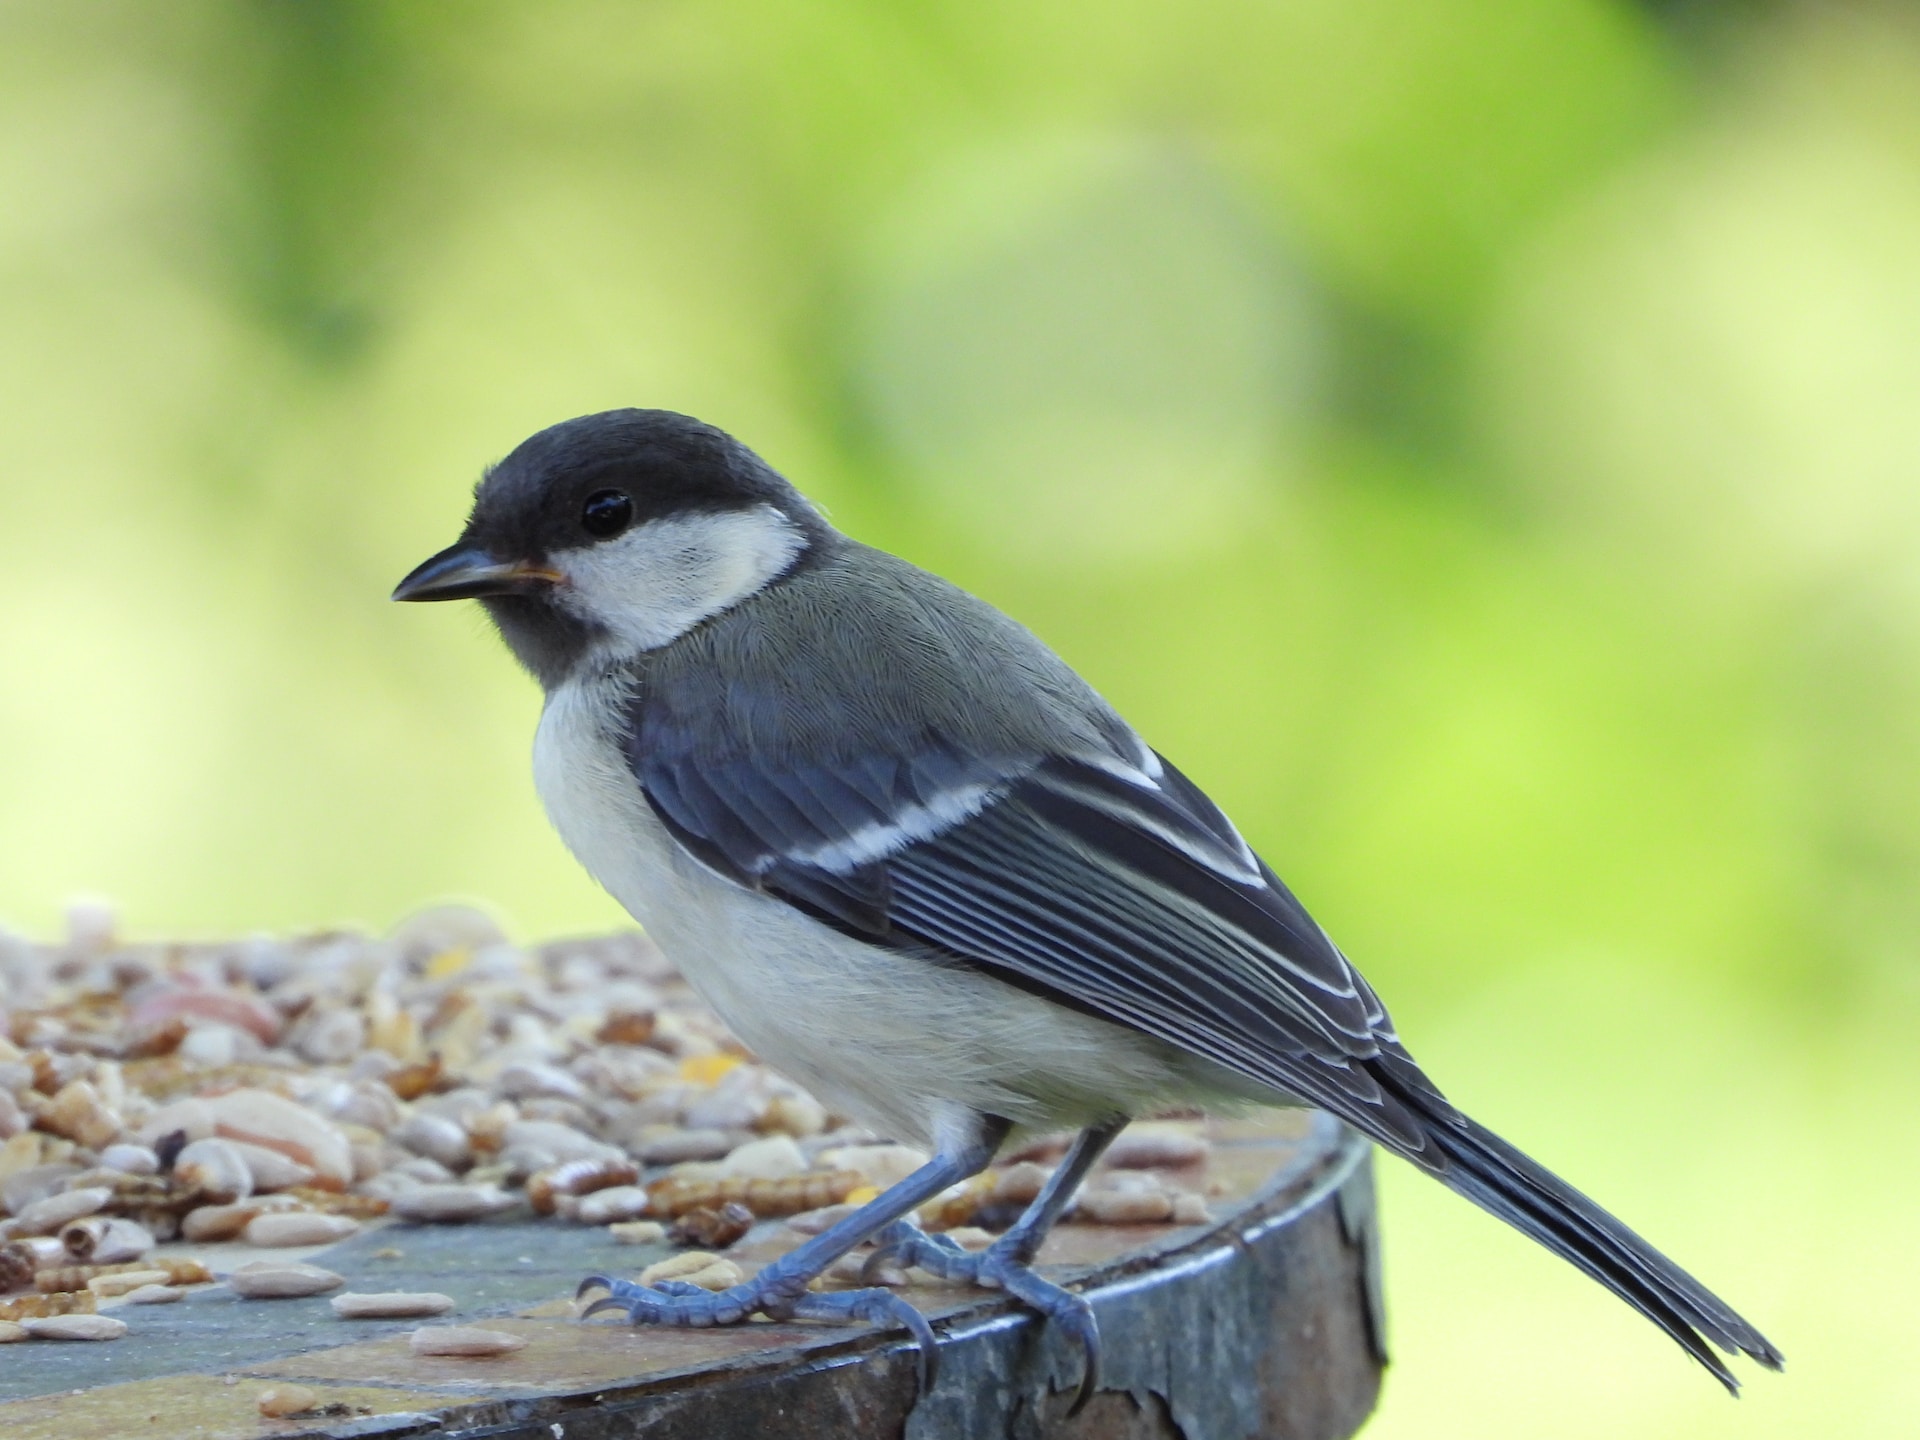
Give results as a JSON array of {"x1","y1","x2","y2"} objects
[
  {"x1": 866, "y1": 1117, "x2": 1126, "y2": 1275},
  {"x1": 578, "y1": 1115, "x2": 1010, "y2": 1395},
  {"x1": 865, "y1": 1116, "x2": 1129, "y2": 1413}
]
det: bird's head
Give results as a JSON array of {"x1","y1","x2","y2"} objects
[{"x1": 394, "y1": 409, "x2": 828, "y2": 687}]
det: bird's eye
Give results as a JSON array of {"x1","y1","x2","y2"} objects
[{"x1": 581, "y1": 489, "x2": 634, "y2": 539}]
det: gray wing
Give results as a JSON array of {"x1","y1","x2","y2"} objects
[{"x1": 628, "y1": 702, "x2": 1453, "y2": 1155}]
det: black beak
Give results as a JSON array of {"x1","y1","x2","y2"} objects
[{"x1": 391, "y1": 545, "x2": 564, "y2": 602}]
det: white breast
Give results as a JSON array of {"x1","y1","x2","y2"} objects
[{"x1": 532, "y1": 673, "x2": 1268, "y2": 1147}]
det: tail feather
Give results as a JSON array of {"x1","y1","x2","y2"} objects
[{"x1": 1374, "y1": 1065, "x2": 1784, "y2": 1391}]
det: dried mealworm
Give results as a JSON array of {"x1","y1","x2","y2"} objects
[
  {"x1": 0, "y1": 1290, "x2": 98, "y2": 1320},
  {"x1": 36, "y1": 1257, "x2": 211, "y2": 1293},
  {"x1": 283, "y1": 1187, "x2": 390, "y2": 1218},
  {"x1": 667, "y1": 1201, "x2": 753, "y2": 1249},
  {"x1": 645, "y1": 1170, "x2": 862, "y2": 1220},
  {"x1": 527, "y1": 1157, "x2": 639, "y2": 1215}
]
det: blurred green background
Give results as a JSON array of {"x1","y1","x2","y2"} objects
[{"x1": 2, "y1": 1, "x2": 1915, "y2": 1432}]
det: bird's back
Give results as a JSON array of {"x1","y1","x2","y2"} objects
[{"x1": 633, "y1": 541, "x2": 1136, "y2": 772}]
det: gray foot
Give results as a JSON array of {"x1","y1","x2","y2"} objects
[
  {"x1": 865, "y1": 1220, "x2": 1100, "y2": 1413},
  {"x1": 577, "y1": 1271, "x2": 942, "y2": 1392}
]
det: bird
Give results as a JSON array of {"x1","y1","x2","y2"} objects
[{"x1": 393, "y1": 407, "x2": 1781, "y2": 1409}]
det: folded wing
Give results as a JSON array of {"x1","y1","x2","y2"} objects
[{"x1": 632, "y1": 711, "x2": 1451, "y2": 1155}]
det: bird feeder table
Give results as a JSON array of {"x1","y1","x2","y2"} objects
[{"x1": 0, "y1": 1110, "x2": 1380, "y2": 1440}]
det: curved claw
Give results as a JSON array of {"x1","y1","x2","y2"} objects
[
  {"x1": 579, "y1": 1294, "x2": 631, "y2": 1321},
  {"x1": 576, "y1": 1273, "x2": 614, "y2": 1300},
  {"x1": 1058, "y1": 1301, "x2": 1102, "y2": 1416},
  {"x1": 877, "y1": 1292, "x2": 941, "y2": 1396},
  {"x1": 787, "y1": 1288, "x2": 941, "y2": 1397},
  {"x1": 994, "y1": 1268, "x2": 1100, "y2": 1414}
]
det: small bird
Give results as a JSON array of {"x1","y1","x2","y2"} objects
[{"x1": 395, "y1": 408, "x2": 1780, "y2": 1406}]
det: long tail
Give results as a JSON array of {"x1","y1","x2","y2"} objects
[{"x1": 1374, "y1": 1062, "x2": 1784, "y2": 1391}]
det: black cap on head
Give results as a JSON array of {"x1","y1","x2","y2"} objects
[
  {"x1": 463, "y1": 409, "x2": 816, "y2": 563},
  {"x1": 395, "y1": 409, "x2": 828, "y2": 687}
]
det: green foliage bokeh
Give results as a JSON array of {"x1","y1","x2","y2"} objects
[{"x1": 2, "y1": 2, "x2": 1916, "y2": 1432}]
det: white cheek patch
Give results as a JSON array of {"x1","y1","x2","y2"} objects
[{"x1": 555, "y1": 505, "x2": 807, "y2": 651}]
